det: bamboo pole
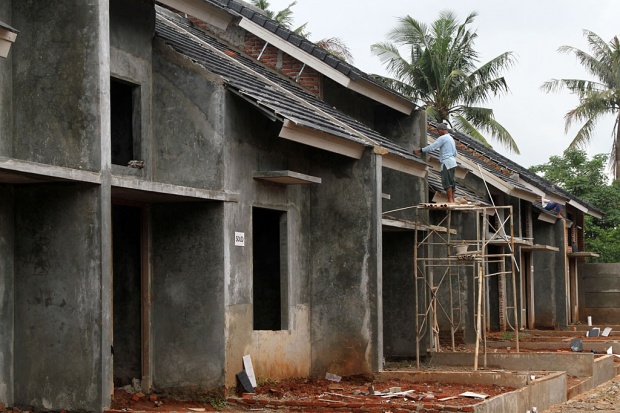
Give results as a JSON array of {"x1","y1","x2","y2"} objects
[{"x1": 474, "y1": 265, "x2": 483, "y2": 371}]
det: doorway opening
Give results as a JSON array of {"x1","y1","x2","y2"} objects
[{"x1": 112, "y1": 203, "x2": 145, "y2": 387}]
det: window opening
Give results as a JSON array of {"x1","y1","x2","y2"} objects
[
  {"x1": 252, "y1": 207, "x2": 288, "y2": 330},
  {"x1": 111, "y1": 78, "x2": 140, "y2": 166}
]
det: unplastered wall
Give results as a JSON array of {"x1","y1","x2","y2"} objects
[
  {"x1": 0, "y1": 185, "x2": 14, "y2": 406},
  {"x1": 532, "y1": 221, "x2": 566, "y2": 328},
  {"x1": 0, "y1": 1, "x2": 12, "y2": 157},
  {"x1": 110, "y1": 0, "x2": 154, "y2": 176},
  {"x1": 308, "y1": 149, "x2": 382, "y2": 376},
  {"x1": 14, "y1": 183, "x2": 104, "y2": 412},
  {"x1": 12, "y1": 0, "x2": 105, "y2": 171},
  {"x1": 222, "y1": 94, "x2": 314, "y2": 386},
  {"x1": 152, "y1": 41, "x2": 227, "y2": 189},
  {"x1": 150, "y1": 201, "x2": 226, "y2": 394}
]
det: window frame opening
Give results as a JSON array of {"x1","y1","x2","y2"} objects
[{"x1": 252, "y1": 207, "x2": 289, "y2": 331}]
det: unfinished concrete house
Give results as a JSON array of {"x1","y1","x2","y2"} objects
[
  {"x1": 408, "y1": 123, "x2": 604, "y2": 360},
  {"x1": 0, "y1": 0, "x2": 440, "y2": 411}
]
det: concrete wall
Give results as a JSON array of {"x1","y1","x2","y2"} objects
[
  {"x1": 382, "y1": 231, "x2": 416, "y2": 358},
  {"x1": 152, "y1": 41, "x2": 226, "y2": 189},
  {"x1": 219, "y1": 89, "x2": 315, "y2": 386},
  {"x1": 14, "y1": 184, "x2": 104, "y2": 411},
  {"x1": 151, "y1": 202, "x2": 226, "y2": 394},
  {"x1": 579, "y1": 263, "x2": 620, "y2": 324},
  {"x1": 0, "y1": 185, "x2": 14, "y2": 405},
  {"x1": 309, "y1": 149, "x2": 382, "y2": 376},
  {"x1": 110, "y1": 0, "x2": 154, "y2": 176},
  {"x1": 533, "y1": 221, "x2": 567, "y2": 328},
  {"x1": 12, "y1": 0, "x2": 105, "y2": 170},
  {"x1": 0, "y1": 1, "x2": 12, "y2": 157}
]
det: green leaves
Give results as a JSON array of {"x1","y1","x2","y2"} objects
[
  {"x1": 530, "y1": 148, "x2": 620, "y2": 262},
  {"x1": 371, "y1": 10, "x2": 519, "y2": 153},
  {"x1": 541, "y1": 31, "x2": 620, "y2": 178}
]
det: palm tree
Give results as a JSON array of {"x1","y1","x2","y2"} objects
[
  {"x1": 541, "y1": 30, "x2": 620, "y2": 178},
  {"x1": 249, "y1": 0, "x2": 297, "y2": 29},
  {"x1": 249, "y1": 0, "x2": 353, "y2": 64},
  {"x1": 371, "y1": 10, "x2": 519, "y2": 153}
]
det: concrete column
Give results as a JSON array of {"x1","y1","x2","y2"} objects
[
  {"x1": 310, "y1": 148, "x2": 381, "y2": 376},
  {"x1": 0, "y1": 1, "x2": 12, "y2": 157},
  {"x1": 0, "y1": 185, "x2": 14, "y2": 406}
]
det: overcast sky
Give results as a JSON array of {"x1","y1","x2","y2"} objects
[{"x1": 265, "y1": 0, "x2": 619, "y2": 170}]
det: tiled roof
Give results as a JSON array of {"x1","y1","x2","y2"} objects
[
  {"x1": 428, "y1": 122, "x2": 603, "y2": 215},
  {"x1": 0, "y1": 20, "x2": 18, "y2": 33},
  {"x1": 155, "y1": 8, "x2": 423, "y2": 164},
  {"x1": 206, "y1": 0, "x2": 413, "y2": 104},
  {"x1": 427, "y1": 169, "x2": 489, "y2": 206}
]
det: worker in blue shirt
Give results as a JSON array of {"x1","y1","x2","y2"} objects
[{"x1": 414, "y1": 123, "x2": 458, "y2": 203}]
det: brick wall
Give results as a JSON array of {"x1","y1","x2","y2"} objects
[{"x1": 244, "y1": 33, "x2": 321, "y2": 95}]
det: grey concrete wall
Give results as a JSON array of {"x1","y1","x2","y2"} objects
[
  {"x1": 110, "y1": 0, "x2": 154, "y2": 175},
  {"x1": 152, "y1": 42, "x2": 226, "y2": 189},
  {"x1": 0, "y1": 1, "x2": 12, "y2": 157},
  {"x1": 221, "y1": 93, "x2": 314, "y2": 385},
  {"x1": 321, "y1": 77, "x2": 377, "y2": 128},
  {"x1": 382, "y1": 231, "x2": 416, "y2": 358},
  {"x1": 533, "y1": 221, "x2": 566, "y2": 328},
  {"x1": 0, "y1": 185, "x2": 14, "y2": 405},
  {"x1": 151, "y1": 202, "x2": 226, "y2": 394},
  {"x1": 308, "y1": 149, "x2": 382, "y2": 376},
  {"x1": 579, "y1": 263, "x2": 620, "y2": 324},
  {"x1": 14, "y1": 183, "x2": 104, "y2": 411},
  {"x1": 382, "y1": 168, "x2": 425, "y2": 221},
  {"x1": 12, "y1": 1, "x2": 104, "y2": 170}
]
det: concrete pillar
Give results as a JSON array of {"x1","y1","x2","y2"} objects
[
  {"x1": 0, "y1": 1, "x2": 12, "y2": 157},
  {"x1": 310, "y1": 148, "x2": 382, "y2": 376},
  {"x1": 14, "y1": 184, "x2": 105, "y2": 411},
  {"x1": 0, "y1": 185, "x2": 14, "y2": 406}
]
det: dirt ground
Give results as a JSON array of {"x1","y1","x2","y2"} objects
[
  {"x1": 107, "y1": 330, "x2": 620, "y2": 412},
  {"x1": 109, "y1": 373, "x2": 511, "y2": 412}
]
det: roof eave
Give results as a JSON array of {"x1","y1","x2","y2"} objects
[
  {"x1": 238, "y1": 17, "x2": 414, "y2": 115},
  {"x1": 279, "y1": 119, "x2": 366, "y2": 159},
  {"x1": 382, "y1": 153, "x2": 427, "y2": 178},
  {"x1": 156, "y1": 0, "x2": 234, "y2": 30}
]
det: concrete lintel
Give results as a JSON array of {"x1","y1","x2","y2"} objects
[
  {"x1": 111, "y1": 175, "x2": 239, "y2": 203},
  {"x1": 0, "y1": 156, "x2": 101, "y2": 184},
  {"x1": 253, "y1": 170, "x2": 321, "y2": 185}
]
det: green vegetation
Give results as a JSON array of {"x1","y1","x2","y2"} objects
[
  {"x1": 541, "y1": 31, "x2": 620, "y2": 178},
  {"x1": 530, "y1": 148, "x2": 620, "y2": 262},
  {"x1": 371, "y1": 10, "x2": 519, "y2": 153}
]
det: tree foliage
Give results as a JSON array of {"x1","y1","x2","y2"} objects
[
  {"x1": 371, "y1": 10, "x2": 519, "y2": 153},
  {"x1": 249, "y1": 0, "x2": 353, "y2": 63},
  {"x1": 530, "y1": 148, "x2": 620, "y2": 262},
  {"x1": 541, "y1": 30, "x2": 620, "y2": 178}
]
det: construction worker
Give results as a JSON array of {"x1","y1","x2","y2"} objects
[{"x1": 414, "y1": 122, "x2": 457, "y2": 203}]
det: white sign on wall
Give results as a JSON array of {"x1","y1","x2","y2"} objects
[{"x1": 235, "y1": 232, "x2": 245, "y2": 246}]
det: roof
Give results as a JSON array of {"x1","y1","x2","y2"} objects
[
  {"x1": 200, "y1": 0, "x2": 416, "y2": 114},
  {"x1": 427, "y1": 169, "x2": 489, "y2": 206},
  {"x1": 0, "y1": 20, "x2": 18, "y2": 34},
  {"x1": 155, "y1": 8, "x2": 425, "y2": 171},
  {"x1": 426, "y1": 122, "x2": 603, "y2": 217}
]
